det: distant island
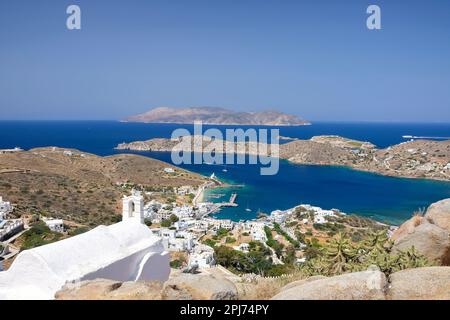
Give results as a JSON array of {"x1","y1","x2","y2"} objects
[{"x1": 123, "y1": 106, "x2": 310, "y2": 126}]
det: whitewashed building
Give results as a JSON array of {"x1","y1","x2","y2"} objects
[
  {"x1": 243, "y1": 221, "x2": 267, "y2": 242},
  {"x1": 0, "y1": 220, "x2": 170, "y2": 300},
  {"x1": 233, "y1": 243, "x2": 250, "y2": 252},
  {"x1": 0, "y1": 219, "x2": 24, "y2": 242},
  {"x1": 164, "y1": 167, "x2": 175, "y2": 173},
  {"x1": 122, "y1": 190, "x2": 144, "y2": 224},
  {"x1": 0, "y1": 197, "x2": 12, "y2": 221},
  {"x1": 172, "y1": 205, "x2": 193, "y2": 219},
  {"x1": 43, "y1": 218, "x2": 64, "y2": 233},
  {"x1": 152, "y1": 228, "x2": 195, "y2": 252},
  {"x1": 188, "y1": 245, "x2": 215, "y2": 268},
  {"x1": 212, "y1": 219, "x2": 234, "y2": 231},
  {"x1": 270, "y1": 210, "x2": 287, "y2": 224}
]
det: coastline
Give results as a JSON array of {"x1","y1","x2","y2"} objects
[{"x1": 116, "y1": 135, "x2": 450, "y2": 183}]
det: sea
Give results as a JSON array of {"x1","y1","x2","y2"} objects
[{"x1": 1, "y1": 120, "x2": 450, "y2": 225}]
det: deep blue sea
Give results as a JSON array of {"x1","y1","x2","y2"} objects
[{"x1": 1, "y1": 120, "x2": 450, "y2": 225}]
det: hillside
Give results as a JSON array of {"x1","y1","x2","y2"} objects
[
  {"x1": 124, "y1": 106, "x2": 310, "y2": 126},
  {"x1": 0, "y1": 147, "x2": 206, "y2": 225},
  {"x1": 116, "y1": 135, "x2": 450, "y2": 181}
]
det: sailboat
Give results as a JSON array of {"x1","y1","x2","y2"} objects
[
  {"x1": 245, "y1": 203, "x2": 252, "y2": 212},
  {"x1": 222, "y1": 164, "x2": 228, "y2": 173}
]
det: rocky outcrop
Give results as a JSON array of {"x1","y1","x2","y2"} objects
[
  {"x1": 391, "y1": 199, "x2": 450, "y2": 265},
  {"x1": 54, "y1": 266, "x2": 450, "y2": 300},
  {"x1": 386, "y1": 267, "x2": 450, "y2": 300},
  {"x1": 425, "y1": 199, "x2": 450, "y2": 232},
  {"x1": 278, "y1": 275, "x2": 327, "y2": 292},
  {"x1": 271, "y1": 268, "x2": 387, "y2": 300},
  {"x1": 55, "y1": 279, "x2": 163, "y2": 300},
  {"x1": 392, "y1": 221, "x2": 450, "y2": 262},
  {"x1": 271, "y1": 266, "x2": 450, "y2": 300},
  {"x1": 162, "y1": 273, "x2": 238, "y2": 300},
  {"x1": 55, "y1": 273, "x2": 238, "y2": 300}
]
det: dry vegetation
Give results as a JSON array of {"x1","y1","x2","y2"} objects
[{"x1": 0, "y1": 147, "x2": 206, "y2": 226}]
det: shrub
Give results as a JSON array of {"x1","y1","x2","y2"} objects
[
  {"x1": 161, "y1": 219, "x2": 172, "y2": 228},
  {"x1": 21, "y1": 222, "x2": 62, "y2": 250},
  {"x1": 203, "y1": 239, "x2": 217, "y2": 248},
  {"x1": 225, "y1": 237, "x2": 236, "y2": 244}
]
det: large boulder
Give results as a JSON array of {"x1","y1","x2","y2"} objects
[
  {"x1": 162, "y1": 273, "x2": 238, "y2": 300},
  {"x1": 392, "y1": 221, "x2": 450, "y2": 263},
  {"x1": 387, "y1": 267, "x2": 450, "y2": 300},
  {"x1": 391, "y1": 198, "x2": 450, "y2": 265},
  {"x1": 55, "y1": 279, "x2": 163, "y2": 300},
  {"x1": 425, "y1": 199, "x2": 450, "y2": 232},
  {"x1": 390, "y1": 215, "x2": 423, "y2": 242},
  {"x1": 271, "y1": 269, "x2": 387, "y2": 300},
  {"x1": 278, "y1": 275, "x2": 327, "y2": 292}
]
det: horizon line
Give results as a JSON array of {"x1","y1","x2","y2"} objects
[{"x1": 1, "y1": 119, "x2": 450, "y2": 124}]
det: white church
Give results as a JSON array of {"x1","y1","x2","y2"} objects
[{"x1": 0, "y1": 190, "x2": 170, "y2": 300}]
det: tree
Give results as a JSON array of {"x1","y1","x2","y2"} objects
[
  {"x1": 160, "y1": 219, "x2": 171, "y2": 228},
  {"x1": 169, "y1": 214, "x2": 179, "y2": 223},
  {"x1": 216, "y1": 228, "x2": 229, "y2": 238}
]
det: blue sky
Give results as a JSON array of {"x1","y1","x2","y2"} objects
[{"x1": 0, "y1": 0, "x2": 449, "y2": 121}]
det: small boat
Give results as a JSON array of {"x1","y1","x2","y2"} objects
[{"x1": 222, "y1": 169, "x2": 228, "y2": 172}]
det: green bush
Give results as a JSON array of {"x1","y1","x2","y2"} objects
[
  {"x1": 203, "y1": 239, "x2": 217, "y2": 248},
  {"x1": 161, "y1": 219, "x2": 172, "y2": 228},
  {"x1": 225, "y1": 237, "x2": 236, "y2": 244},
  {"x1": 68, "y1": 227, "x2": 89, "y2": 236},
  {"x1": 21, "y1": 222, "x2": 62, "y2": 250}
]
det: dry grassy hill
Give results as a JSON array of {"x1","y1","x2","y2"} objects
[{"x1": 0, "y1": 147, "x2": 206, "y2": 226}]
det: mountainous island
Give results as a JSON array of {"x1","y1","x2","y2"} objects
[
  {"x1": 117, "y1": 135, "x2": 450, "y2": 181},
  {"x1": 124, "y1": 106, "x2": 310, "y2": 126}
]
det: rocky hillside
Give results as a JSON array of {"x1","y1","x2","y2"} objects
[
  {"x1": 0, "y1": 148, "x2": 206, "y2": 225},
  {"x1": 358, "y1": 139, "x2": 450, "y2": 180},
  {"x1": 282, "y1": 137, "x2": 450, "y2": 180},
  {"x1": 116, "y1": 135, "x2": 275, "y2": 156},
  {"x1": 117, "y1": 135, "x2": 450, "y2": 181},
  {"x1": 124, "y1": 106, "x2": 310, "y2": 126}
]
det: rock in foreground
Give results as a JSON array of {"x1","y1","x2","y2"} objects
[
  {"x1": 391, "y1": 198, "x2": 450, "y2": 265},
  {"x1": 55, "y1": 279, "x2": 163, "y2": 300},
  {"x1": 55, "y1": 273, "x2": 239, "y2": 300},
  {"x1": 271, "y1": 269, "x2": 387, "y2": 300},
  {"x1": 387, "y1": 267, "x2": 450, "y2": 300},
  {"x1": 162, "y1": 273, "x2": 238, "y2": 300}
]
